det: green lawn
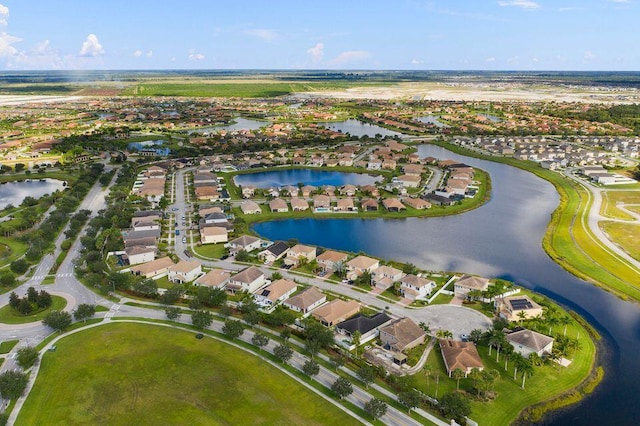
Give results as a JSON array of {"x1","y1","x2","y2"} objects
[
  {"x1": 193, "y1": 243, "x2": 228, "y2": 259},
  {"x1": 0, "y1": 237, "x2": 28, "y2": 268},
  {"x1": 0, "y1": 296, "x2": 67, "y2": 324},
  {"x1": 600, "y1": 221, "x2": 640, "y2": 261},
  {"x1": 600, "y1": 192, "x2": 636, "y2": 221},
  {"x1": 18, "y1": 323, "x2": 360, "y2": 426},
  {"x1": 0, "y1": 339, "x2": 19, "y2": 354}
]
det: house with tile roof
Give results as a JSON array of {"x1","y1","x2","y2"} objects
[{"x1": 439, "y1": 340, "x2": 484, "y2": 377}]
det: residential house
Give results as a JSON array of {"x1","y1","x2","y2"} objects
[
  {"x1": 439, "y1": 340, "x2": 484, "y2": 377},
  {"x1": 282, "y1": 185, "x2": 299, "y2": 197},
  {"x1": 301, "y1": 185, "x2": 316, "y2": 197},
  {"x1": 241, "y1": 185, "x2": 256, "y2": 198},
  {"x1": 200, "y1": 226, "x2": 228, "y2": 244},
  {"x1": 130, "y1": 256, "x2": 174, "y2": 280},
  {"x1": 283, "y1": 287, "x2": 326, "y2": 314},
  {"x1": 403, "y1": 197, "x2": 431, "y2": 210},
  {"x1": 496, "y1": 295, "x2": 543, "y2": 321},
  {"x1": 290, "y1": 197, "x2": 309, "y2": 211},
  {"x1": 403, "y1": 164, "x2": 424, "y2": 176},
  {"x1": 360, "y1": 185, "x2": 380, "y2": 197},
  {"x1": 199, "y1": 206, "x2": 223, "y2": 216},
  {"x1": 316, "y1": 250, "x2": 348, "y2": 273},
  {"x1": 194, "y1": 269, "x2": 231, "y2": 288},
  {"x1": 284, "y1": 244, "x2": 317, "y2": 266},
  {"x1": 168, "y1": 260, "x2": 202, "y2": 284},
  {"x1": 240, "y1": 200, "x2": 262, "y2": 215},
  {"x1": 269, "y1": 198, "x2": 288, "y2": 213},
  {"x1": 339, "y1": 184, "x2": 358, "y2": 197},
  {"x1": 195, "y1": 186, "x2": 220, "y2": 201},
  {"x1": 360, "y1": 198, "x2": 379, "y2": 211},
  {"x1": 124, "y1": 245, "x2": 155, "y2": 265},
  {"x1": 379, "y1": 318, "x2": 426, "y2": 352},
  {"x1": 454, "y1": 274, "x2": 490, "y2": 296},
  {"x1": 335, "y1": 313, "x2": 392, "y2": 344},
  {"x1": 258, "y1": 241, "x2": 290, "y2": 263},
  {"x1": 382, "y1": 198, "x2": 406, "y2": 212},
  {"x1": 202, "y1": 212, "x2": 228, "y2": 225},
  {"x1": 228, "y1": 235, "x2": 262, "y2": 252},
  {"x1": 346, "y1": 255, "x2": 380, "y2": 281},
  {"x1": 313, "y1": 195, "x2": 331, "y2": 212},
  {"x1": 506, "y1": 328, "x2": 554, "y2": 357},
  {"x1": 227, "y1": 266, "x2": 266, "y2": 293},
  {"x1": 311, "y1": 299, "x2": 361, "y2": 327},
  {"x1": 254, "y1": 279, "x2": 297, "y2": 308},
  {"x1": 367, "y1": 159, "x2": 382, "y2": 170},
  {"x1": 396, "y1": 174, "x2": 421, "y2": 188},
  {"x1": 371, "y1": 265, "x2": 404, "y2": 290},
  {"x1": 399, "y1": 274, "x2": 436, "y2": 301},
  {"x1": 334, "y1": 198, "x2": 357, "y2": 212}
]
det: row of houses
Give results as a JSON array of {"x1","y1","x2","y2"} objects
[
  {"x1": 580, "y1": 165, "x2": 637, "y2": 186},
  {"x1": 131, "y1": 165, "x2": 167, "y2": 207}
]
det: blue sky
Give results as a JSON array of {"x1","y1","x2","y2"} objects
[{"x1": 0, "y1": 0, "x2": 636, "y2": 71}]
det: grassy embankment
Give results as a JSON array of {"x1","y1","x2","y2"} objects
[
  {"x1": 431, "y1": 141, "x2": 640, "y2": 301},
  {"x1": 17, "y1": 322, "x2": 360, "y2": 426},
  {"x1": 405, "y1": 301, "x2": 597, "y2": 424}
]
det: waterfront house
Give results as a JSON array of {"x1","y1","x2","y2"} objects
[
  {"x1": 284, "y1": 244, "x2": 317, "y2": 266},
  {"x1": 371, "y1": 265, "x2": 404, "y2": 290},
  {"x1": 506, "y1": 328, "x2": 554, "y2": 357},
  {"x1": 399, "y1": 274, "x2": 436, "y2": 301},
  {"x1": 334, "y1": 197, "x2": 357, "y2": 212},
  {"x1": 496, "y1": 295, "x2": 543, "y2": 321},
  {"x1": 454, "y1": 274, "x2": 490, "y2": 296},
  {"x1": 346, "y1": 255, "x2": 380, "y2": 280},
  {"x1": 228, "y1": 235, "x2": 262, "y2": 252},
  {"x1": 439, "y1": 340, "x2": 484, "y2": 377},
  {"x1": 313, "y1": 195, "x2": 331, "y2": 212},
  {"x1": 258, "y1": 241, "x2": 290, "y2": 264},
  {"x1": 316, "y1": 250, "x2": 348, "y2": 273},
  {"x1": 240, "y1": 200, "x2": 262, "y2": 215},
  {"x1": 382, "y1": 198, "x2": 406, "y2": 212},
  {"x1": 269, "y1": 198, "x2": 289, "y2": 213},
  {"x1": 403, "y1": 197, "x2": 431, "y2": 210},
  {"x1": 360, "y1": 198, "x2": 379, "y2": 211},
  {"x1": 290, "y1": 197, "x2": 309, "y2": 211}
]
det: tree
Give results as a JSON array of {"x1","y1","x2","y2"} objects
[
  {"x1": 73, "y1": 304, "x2": 96, "y2": 322},
  {"x1": 36, "y1": 290, "x2": 52, "y2": 309},
  {"x1": 331, "y1": 377, "x2": 353, "y2": 399},
  {"x1": 280, "y1": 328, "x2": 291, "y2": 342},
  {"x1": 436, "y1": 329, "x2": 453, "y2": 340},
  {"x1": 222, "y1": 319, "x2": 244, "y2": 339},
  {"x1": 469, "y1": 328, "x2": 483, "y2": 344},
  {"x1": 27, "y1": 287, "x2": 38, "y2": 303},
  {"x1": 331, "y1": 355, "x2": 345, "y2": 371},
  {"x1": 398, "y1": 390, "x2": 421, "y2": 412},
  {"x1": 302, "y1": 359, "x2": 320, "y2": 378},
  {"x1": 42, "y1": 310, "x2": 72, "y2": 332},
  {"x1": 305, "y1": 338, "x2": 322, "y2": 359},
  {"x1": 235, "y1": 249, "x2": 249, "y2": 262},
  {"x1": 273, "y1": 343, "x2": 293, "y2": 364},
  {"x1": 304, "y1": 318, "x2": 334, "y2": 348},
  {"x1": 418, "y1": 321, "x2": 431, "y2": 335},
  {"x1": 352, "y1": 330, "x2": 362, "y2": 357},
  {"x1": 519, "y1": 359, "x2": 534, "y2": 389},
  {"x1": 251, "y1": 333, "x2": 269, "y2": 351},
  {"x1": 17, "y1": 298, "x2": 32, "y2": 315},
  {"x1": 0, "y1": 270, "x2": 15, "y2": 288},
  {"x1": 402, "y1": 262, "x2": 418, "y2": 275},
  {"x1": 364, "y1": 398, "x2": 388, "y2": 420},
  {"x1": 165, "y1": 306, "x2": 181, "y2": 321},
  {"x1": 9, "y1": 292, "x2": 20, "y2": 309},
  {"x1": 357, "y1": 365, "x2": 376, "y2": 388},
  {"x1": 243, "y1": 309, "x2": 261, "y2": 328},
  {"x1": 438, "y1": 392, "x2": 471, "y2": 424},
  {"x1": 16, "y1": 346, "x2": 39, "y2": 369},
  {"x1": 451, "y1": 368, "x2": 465, "y2": 391},
  {"x1": 270, "y1": 271, "x2": 283, "y2": 280},
  {"x1": 0, "y1": 370, "x2": 28, "y2": 400},
  {"x1": 512, "y1": 352, "x2": 526, "y2": 381},
  {"x1": 191, "y1": 310, "x2": 213, "y2": 330},
  {"x1": 558, "y1": 315, "x2": 572, "y2": 336},
  {"x1": 10, "y1": 259, "x2": 29, "y2": 275}
]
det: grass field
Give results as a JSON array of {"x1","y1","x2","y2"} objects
[
  {"x1": 128, "y1": 81, "x2": 386, "y2": 98},
  {"x1": 0, "y1": 339, "x2": 18, "y2": 354},
  {"x1": 600, "y1": 191, "x2": 640, "y2": 220},
  {"x1": 0, "y1": 296, "x2": 67, "y2": 324},
  {"x1": 17, "y1": 323, "x2": 360, "y2": 426},
  {"x1": 193, "y1": 243, "x2": 227, "y2": 259},
  {"x1": 432, "y1": 141, "x2": 640, "y2": 301},
  {"x1": 405, "y1": 313, "x2": 595, "y2": 425},
  {"x1": 600, "y1": 221, "x2": 640, "y2": 261}
]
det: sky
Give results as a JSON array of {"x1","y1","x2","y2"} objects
[{"x1": 0, "y1": 0, "x2": 637, "y2": 71}]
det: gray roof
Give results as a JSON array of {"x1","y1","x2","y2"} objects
[
  {"x1": 231, "y1": 266, "x2": 264, "y2": 284},
  {"x1": 336, "y1": 312, "x2": 392, "y2": 335},
  {"x1": 506, "y1": 329, "x2": 554, "y2": 352},
  {"x1": 265, "y1": 241, "x2": 290, "y2": 257}
]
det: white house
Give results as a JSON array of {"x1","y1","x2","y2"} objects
[
  {"x1": 227, "y1": 267, "x2": 266, "y2": 293},
  {"x1": 283, "y1": 287, "x2": 326, "y2": 314},
  {"x1": 228, "y1": 235, "x2": 262, "y2": 253},
  {"x1": 346, "y1": 255, "x2": 380, "y2": 281},
  {"x1": 506, "y1": 329, "x2": 554, "y2": 357},
  {"x1": 254, "y1": 279, "x2": 297, "y2": 308},
  {"x1": 399, "y1": 274, "x2": 436, "y2": 301},
  {"x1": 168, "y1": 260, "x2": 202, "y2": 284},
  {"x1": 125, "y1": 246, "x2": 155, "y2": 265},
  {"x1": 284, "y1": 244, "x2": 317, "y2": 266},
  {"x1": 371, "y1": 265, "x2": 404, "y2": 290},
  {"x1": 200, "y1": 226, "x2": 228, "y2": 244}
]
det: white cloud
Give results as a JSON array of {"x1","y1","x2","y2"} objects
[
  {"x1": 306, "y1": 43, "x2": 324, "y2": 63},
  {"x1": 485, "y1": 56, "x2": 496, "y2": 62},
  {"x1": 146, "y1": 50, "x2": 153, "y2": 57},
  {"x1": 188, "y1": 52, "x2": 205, "y2": 61},
  {"x1": 498, "y1": 1, "x2": 540, "y2": 9},
  {"x1": 244, "y1": 29, "x2": 278, "y2": 42},
  {"x1": 607, "y1": 0, "x2": 631, "y2": 3},
  {"x1": 79, "y1": 34, "x2": 104, "y2": 57},
  {"x1": 0, "y1": 4, "x2": 9, "y2": 26},
  {"x1": 328, "y1": 50, "x2": 371, "y2": 66},
  {"x1": 133, "y1": 49, "x2": 143, "y2": 57},
  {"x1": 0, "y1": 31, "x2": 20, "y2": 58},
  {"x1": 411, "y1": 59, "x2": 424, "y2": 64},
  {"x1": 584, "y1": 50, "x2": 596, "y2": 61},
  {"x1": 507, "y1": 55, "x2": 520, "y2": 64}
]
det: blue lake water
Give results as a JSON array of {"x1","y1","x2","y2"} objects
[
  {"x1": 234, "y1": 169, "x2": 382, "y2": 188},
  {"x1": 189, "y1": 117, "x2": 267, "y2": 134},
  {"x1": 253, "y1": 144, "x2": 640, "y2": 425},
  {"x1": 127, "y1": 140, "x2": 170, "y2": 155},
  {"x1": 478, "y1": 113, "x2": 501, "y2": 122},
  {"x1": 416, "y1": 115, "x2": 449, "y2": 128},
  {"x1": 0, "y1": 179, "x2": 65, "y2": 209},
  {"x1": 318, "y1": 119, "x2": 405, "y2": 138}
]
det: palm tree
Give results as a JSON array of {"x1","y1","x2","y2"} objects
[
  {"x1": 517, "y1": 311, "x2": 528, "y2": 322},
  {"x1": 418, "y1": 321, "x2": 431, "y2": 335},
  {"x1": 436, "y1": 329, "x2": 452, "y2": 340},
  {"x1": 423, "y1": 365, "x2": 432, "y2": 394},
  {"x1": 502, "y1": 344, "x2": 514, "y2": 371},
  {"x1": 519, "y1": 360, "x2": 534, "y2": 389},
  {"x1": 558, "y1": 315, "x2": 571, "y2": 336},
  {"x1": 452, "y1": 368, "x2": 465, "y2": 391},
  {"x1": 512, "y1": 352, "x2": 525, "y2": 381}
]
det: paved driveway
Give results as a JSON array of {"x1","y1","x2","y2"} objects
[{"x1": 411, "y1": 304, "x2": 492, "y2": 339}]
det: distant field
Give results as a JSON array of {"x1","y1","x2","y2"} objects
[
  {"x1": 18, "y1": 323, "x2": 359, "y2": 426},
  {"x1": 127, "y1": 81, "x2": 385, "y2": 98},
  {"x1": 600, "y1": 221, "x2": 640, "y2": 261},
  {"x1": 601, "y1": 191, "x2": 640, "y2": 220}
]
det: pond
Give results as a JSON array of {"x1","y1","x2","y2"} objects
[
  {"x1": 317, "y1": 119, "x2": 405, "y2": 138},
  {"x1": 0, "y1": 179, "x2": 65, "y2": 209},
  {"x1": 234, "y1": 168, "x2": 382, "y2": 188},
  {"x1": 416, "y1": 115, "x2": 449, "y2": 128},
  {"x1": 189, "y1": 117, "x2": 267, "y2": 134},
  {"x1": 253, "y1": 144, "x2": 640, "y2": 425},
  {"x1": 127, "y1": 140, "x2": 171, "y2": 155}
]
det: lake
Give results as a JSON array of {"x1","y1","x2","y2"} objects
[
  {"x1": 234, "y1": 169, "x2": 382, "y2": 188},
  {"x1": 189, "y1": 117, "x2": 266, "y2": 134},
  {"x1": 253, "y1": 144, "x2": 640, "y2": 425},
  {"x1": 318, "y1": 119, "x2": 405, "y2": 138},
  {"x1": 478, "y1": 113, "x2": 501, "y2": 122},
  {"x1": 127, "y1": 140, "x2": 170, "y2": 155},
  {"x1": 416, "y1": 115, "x2": 449, "y2": 128},
  {"x1": 0, "y1": 179, "x2": 65, "y2": 209}
]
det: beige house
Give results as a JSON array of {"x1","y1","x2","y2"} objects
[
  {"x1": 240, "y1": 200, "x2": 262, "y2": 215},
  {"x1": 382, "y1": 198, "x2": 406, "y2": 212},
  {"x1": 334, "y1": 198, "x2": 357, "y2": 212},
  {"x1": 311, "y1": 299, "x2": 360, "y2": 327},
  {"x1": 194, "y1": 269, "x2": 231, "y2": 288},
  {"x1": 125, "y1": 246, "x2": 155, "y2": 266},
  {"x1": 316, "y1": 250, "x2": 348, "y2": 272},
  {"x1": 313, "y1": 195, "x2": 331, "y2": 212},
  {"x1": 130, "y1": 256, "x2": 174, "y2": 279},
  {"x1": 346, "y1": 255, "x2": 380, "y2": 280},
  {"x1": 439, "y1": 340, "x2": 484, "y2": 377},
  {"x1": 269, "y1": 198, "x2": 288, "y2": 213},
  {"x1": 379, "y1": 318, "x2": 426, "y2": 352},
  {"x1": 371, "y1": 265, "x2": 404, "y2": 290},
  {"x1": 400, "y1": 274, "x2": 436, "y2": 301},
  {"x1": 396, "y1": 174, "x2": 421, "y2": 188},
  {"x1": 195, "y1": 186, "x2": 220, "y2": 201},
  {"x1": 228, "y1": 235, "x2": 262, "y2": 252},
  {"x1": 403, "y1": 197, "x2": 431, "y2": 210},
  {"x1": 290, "y1": 197, "x2": 309, "y2": 211},
  {"x1": 200, "y1": 226, "x2": 228, "y2": 244},
  {"x1": 283, "y1": 287, "x2": 326, "y2": 314},
  {"x1": 497, "y1": 295, "x2": 543, "y2": 321},
  {"x1": 506, "y1": 329, "x2": 554, "y2": 357},
  {"x1": 454, "y1": 274, "x2": 490, "y2": 296},
  {"x1": 254, "y1": 279, "x2": 297, "y2": 308},
  {"x1": 227, "y1": 266, "x2": 266, "y2": 293},
  {"x1": 284, "y1": 244, "x2": 317, "y2": 266},
  {"x1": 168, "y1": 260, "x2": 202, "y2": 283}
]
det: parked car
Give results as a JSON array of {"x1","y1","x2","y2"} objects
[{"x1": 182, "y1": 237, "x2": 187, "y2": 243}]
